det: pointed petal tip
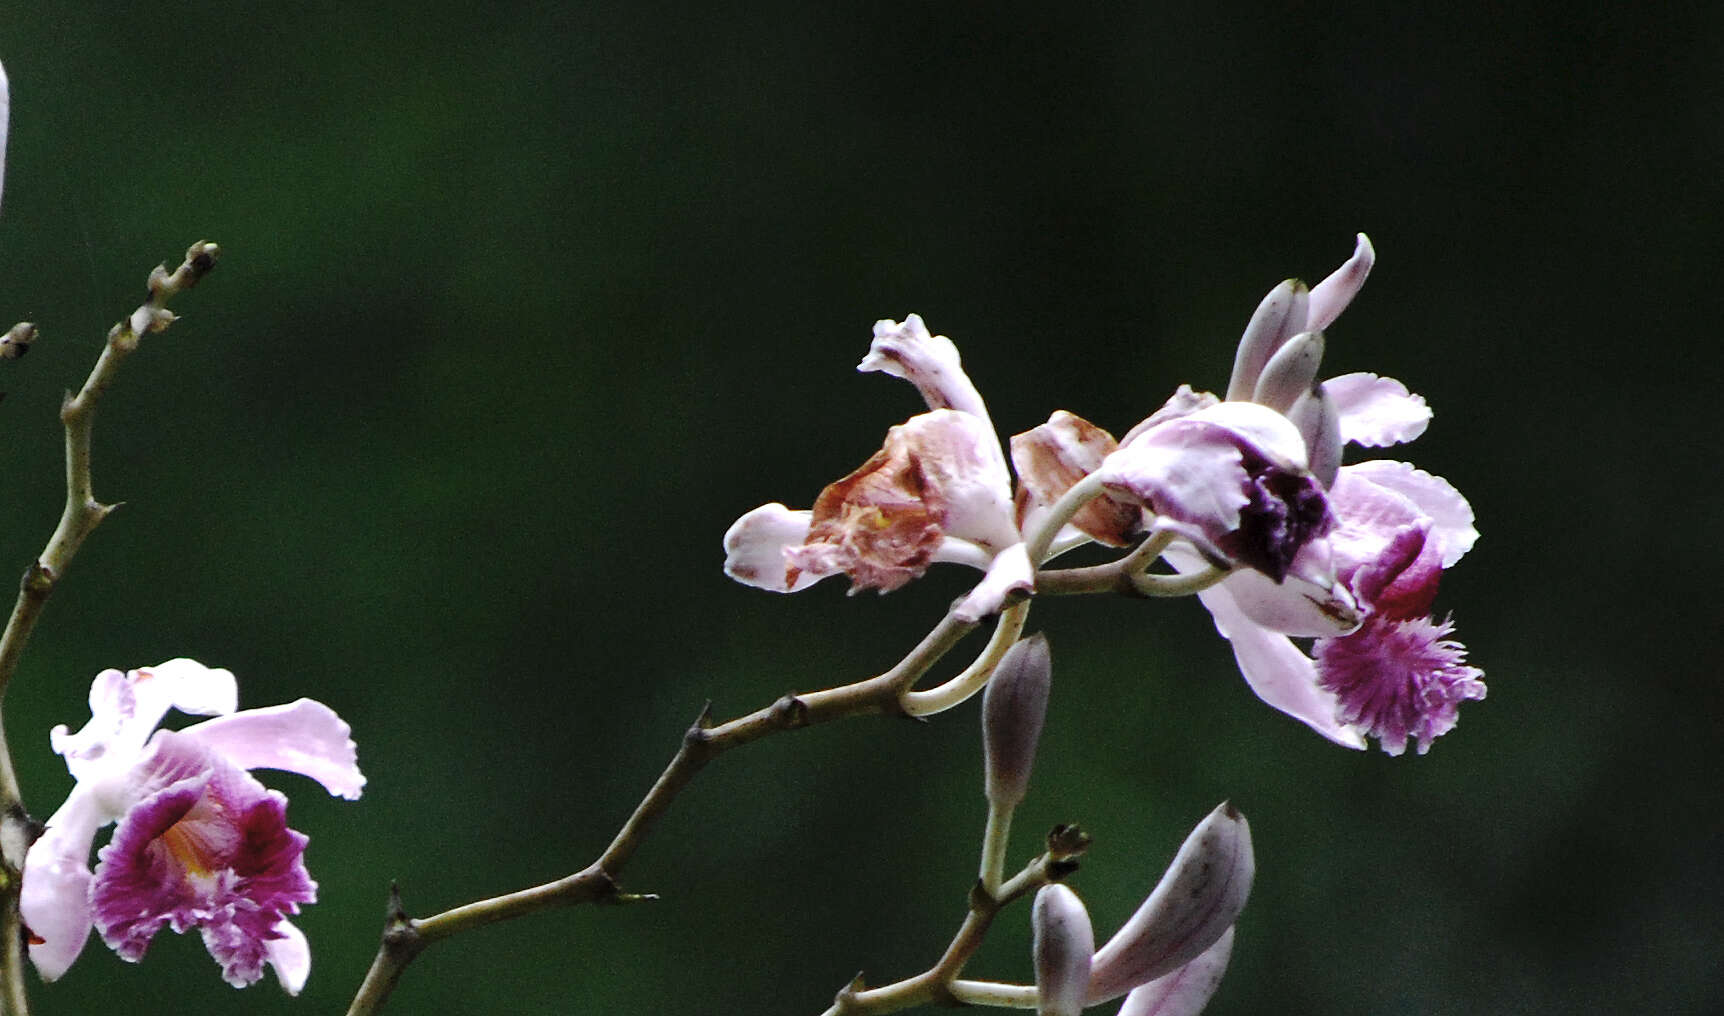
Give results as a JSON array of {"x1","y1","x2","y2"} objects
[{"x1": 1307, "y1": 234, "x2": 1377, "y2": 332}]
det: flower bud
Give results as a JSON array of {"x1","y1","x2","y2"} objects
[
  {"x1": 1086, "y1": 802, "x2": 1254, "y2": 1004},
  {"x1": 982, "y1": 634, "x2": 1052, "y2": 808},
  {"x1": 1226, "y1": 280, "x2": 1309, "y2": 401},
  {"x1": 1032, "y1": 884, "x2": 1093, "y2": 1016},
  {"x1": 1114, "y1": 926, "x2": 1234, "y2": 1016},
  {"x1": 1286, "y1": 382, "x2": 1342, "y2": 488},
  {"x1": 1252, "y1": 330, "x2": 1325, "y2": 413}
]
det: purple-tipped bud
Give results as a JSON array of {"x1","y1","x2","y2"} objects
[
  {"x1": 1033, "y1": 884, "x2": 1094, "y2": 1016},
  {"x1": 982, "y1": 634, "x2": 1052, "y2": 808},
  {"x1": 1252, "y1": 330, "x2": 1325, "y2": 413},
  {"x1": 1286, "y1": 382, "x2": 1342, "y2": 488},
  {"x1": 1114, "y1": 927, "x2": 1235, "y2": 1016},
  {"x1": 1226, "y1": 280, "x2": 1309, "y2": 401},
  {"x1": 1085, "y1": 802, "x2": 1254, "y2": 1004}
]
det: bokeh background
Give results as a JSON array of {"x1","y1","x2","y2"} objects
[{"x1": 0, "y1": 4, "x2": 1717, "y2": 1014}]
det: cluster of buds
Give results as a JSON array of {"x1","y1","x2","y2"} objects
[{"x1": 986, "y1": 636, "x2": 1252, "y2": 1016}]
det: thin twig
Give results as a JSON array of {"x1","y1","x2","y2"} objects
[
  {"x1": 344, "y1": 610, "x2": 983, "y2": 1016},
  {"x1": 0, "y1": 243, "x2": 220, "y2": 1016}
]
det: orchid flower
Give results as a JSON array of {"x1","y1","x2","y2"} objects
[
  {"x1": 1010, "y1": 236, "x2": 1482, "y2": 751},
  {"x1": 1188, "y1": 235, "x2": 1484, "y2": 753},
  {"x1": 724, "y1": 314, "x2": 1034, "y2": 621},
  {"x1": 21, "y1": 659, "x2": 364, "y2": 993}
]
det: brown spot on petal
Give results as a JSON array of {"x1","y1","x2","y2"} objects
[{"x1": 1012, "y1": 411, "x2": 1139, "y2": 546}]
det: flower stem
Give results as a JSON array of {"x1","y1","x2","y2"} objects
[
  {"x1": 1022, "y1": 472, "x2": 1107, "y2": 566},
  {"x1": 817, "y1": 852, "x2": 1069, "y2": 1016},
  {"x1": 978, "y1": 798, "x2": 1015, "y2": 896},
  {"x1": 0, "y1": 243, "x2": 219, "y2": 1016},
  {"x1": 900, "y1": 598, "x2": 1029, "y2": 716},
  {"x1": 948, "y1": 979, "x2": 1038, "y2": 1008}
]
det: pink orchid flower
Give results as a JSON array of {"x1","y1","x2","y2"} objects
[
  {"x1": 1013, "y1": 235, "x2": 1482, "y2": 751},
  {"x1": 1179, "y1": 235, "x2": 1484, "y2": 752},
  {"x1": 21, "y1": 659, "x2": 363, "y2": 993}
]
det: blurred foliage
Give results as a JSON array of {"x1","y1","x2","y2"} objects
[{"x1": 0, "y1": 3, "x2": 1717, "y2": 1014}]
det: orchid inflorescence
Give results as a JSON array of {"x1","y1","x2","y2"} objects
[{"x1": 725, "y1": 234, "x2": 1483, "y2": 1012}]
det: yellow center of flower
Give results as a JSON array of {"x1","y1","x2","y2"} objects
[{"x1": 158, "y1": 801, "x2": 224, "y2": 878}]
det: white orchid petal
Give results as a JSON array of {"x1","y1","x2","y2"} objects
[
  {"x1": 22, "y1": 788, "x2": 109, "y2": 981},
  {"x1": 1183, "y1": 401, "x2": 1309, "y2": 472},
  {"x1": 141, "y1": 658, "x2": 240, "y2": 717},
  {"x1": 1326, "y1": 372, "x2": 1431, "y2": 447},
  {"x1": 1099, "y1": 430, "x2": 1249, "y2": 535},
  {"x1": 182, "y1": 699, "x2": 365, "y2": 800},
  {"x1": 904, "y1": 410, "x2": 1019, "y2": 552},
  {"x1": 954, "y1": 542, "x2": 1034, "y2": 623},
  {"x1": 1215, "y1": 565, "x2": 1359, "y2": 638},
  {"x1": 722, "y1": 503, "x2": 826, "y2": 592},
  {"x1": 264, "y1": 921, "x2": 312, "y2": 995},
  {"x1": 49, "y1": 662, "x2": 233, "y2": 784},
  {"x1": 858, "y1": 314, "x2": 991, "y2": 424},
  {"x1": 51, "y1": 670, "x2": 135, "y2": 782}
]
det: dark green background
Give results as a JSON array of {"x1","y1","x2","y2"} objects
[{"x1": 0, "y1": 4, "x2": 1716, "y2": 1014}]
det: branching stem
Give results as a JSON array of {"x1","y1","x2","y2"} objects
[
  {"x1": 819, "y1": 852, "x2": 1070, "y2": 1016},
  {"x1": 345, "y1": 608, "x2": 985, "y2": 1015},
  {"x1": 349, "y1": 440, "x2": 1226, "y2": 1013},
  {"x1": 0, "y1": 243, "x2": 220, "y2": 1016}
]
